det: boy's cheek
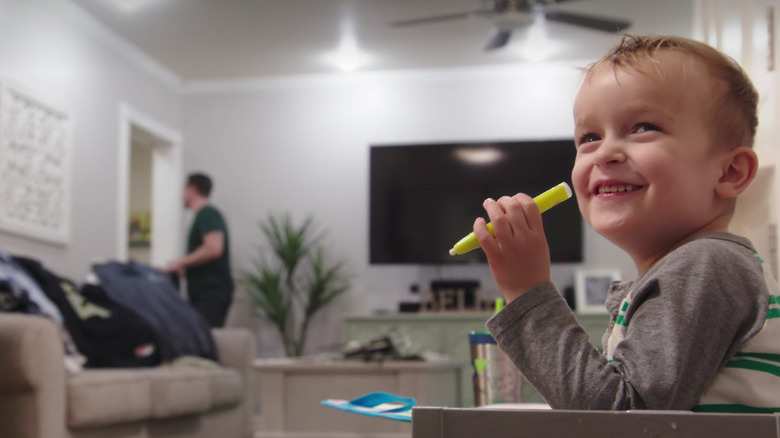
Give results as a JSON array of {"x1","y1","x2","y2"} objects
[
  {"x1": 570, "y1": 165, "x2": 593, "y2": 222},
  {"x1": 572, "y1": 188, "x2": 591, "y2": 220},
  {"x1": 570, "y1": 165, "x2": 590, "y2": 199}
]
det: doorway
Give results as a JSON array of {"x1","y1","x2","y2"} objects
[
  {"x1": 733, "y1": 166, "x2": 779, "y2": 279},
  {"x1": 127, "y1": 126, "x2": 159, "y2": 264},
  {"x1": 117, "y1": 104, "x2": 183, "y2": 267}
]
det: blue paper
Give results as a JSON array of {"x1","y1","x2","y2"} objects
[{"x1": 321, "y1": 391, "x2": 416, "y2": 422}]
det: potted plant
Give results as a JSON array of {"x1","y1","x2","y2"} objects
[{"x1": 244, "y1": 213, "x2": 350, "y2": 357}]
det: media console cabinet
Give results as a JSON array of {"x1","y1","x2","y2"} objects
[{"x1": 343, "y1": 312, "x2": 609, "y2": 406}]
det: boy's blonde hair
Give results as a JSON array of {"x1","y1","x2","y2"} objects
[{"x1": 584, "y1": 34, "x2": 758, "y2": 148}]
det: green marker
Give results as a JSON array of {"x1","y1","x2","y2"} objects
[
  {"x1": 494, "y1": 297, "x2": 504, "y2": 314},
  {"x1": 448, "y1": 182, "x2": 573, "y2": 256}
]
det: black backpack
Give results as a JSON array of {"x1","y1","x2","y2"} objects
[
  {"x1": 93, "y1": 261, "x2": 217, "y2": 362},
  {"x1": 14, "y1": 257, "x2": 162, "y2": 368}
]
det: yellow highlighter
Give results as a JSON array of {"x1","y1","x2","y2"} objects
[{"x1": 448, "y1": 182, "x2": 573, "y2": 256}]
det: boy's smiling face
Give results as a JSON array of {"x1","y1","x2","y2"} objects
[{"x1": 572, "y1": 51, "x2": 735, "y2": 272}]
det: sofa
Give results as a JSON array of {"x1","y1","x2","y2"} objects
[{"x1": 0, "y1": 313, "x2": 256, "y2": 438}]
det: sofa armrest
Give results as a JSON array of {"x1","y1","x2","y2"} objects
[
  {"x1": 212, "y1": 327, "x2": 256, "y2": 436},
  {"x1": 0, "y1": 313, "x2": 67, "y2": 438},
  {"x1": 0, "y1": 313, "x2": 65, "y2": 390},
  {"x1": 212, "y1": 328, "x2": 255, "y2": 373}
]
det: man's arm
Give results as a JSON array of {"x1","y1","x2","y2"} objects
[{"x1": 165, "y1": 231, "x2": 224, "y2": 273}]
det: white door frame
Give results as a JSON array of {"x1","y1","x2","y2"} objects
[{"x1": 117, "y1": 103, "x2": 184, "y2": 266}]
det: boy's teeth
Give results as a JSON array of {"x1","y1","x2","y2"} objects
[{"x1": 598, "y1": 185, "x2": 640, "y2": 194}]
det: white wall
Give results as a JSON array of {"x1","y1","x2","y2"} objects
[
  {"x1": 697, "y1": 0, "x2": 780, "y2": 277},
  {"x1": 0, "y1": 0, "x2": 181, "y2": 279},
  {"x1": 183, "y1": 64, "x2": 637, "y2": 356}
]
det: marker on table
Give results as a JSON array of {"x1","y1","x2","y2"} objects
[{"x1": 448, "y1": 182, "x2": 573, "y2": 256}]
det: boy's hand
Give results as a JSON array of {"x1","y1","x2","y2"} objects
[{"x1": 474, "y1": 194, "x2": 551, "y2": 302}]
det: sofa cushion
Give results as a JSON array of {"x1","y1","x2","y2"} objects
[
  {"x1": 145, "y1": 368, "x2": 211, "y2": 418},
  {"x1": 66, "y1": 365, "x2": 242, "y2": 429},
  {"x1": 67, "y1": 370, "x2": 151, "y2": 429}
]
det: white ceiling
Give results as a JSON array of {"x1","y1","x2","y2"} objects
[{"x1": 69, "y1": 0, "x2": 693, "y2": 82}]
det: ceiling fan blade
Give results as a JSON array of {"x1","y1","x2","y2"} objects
[
  {"x1": 544, "y1": 11, "x2": 631, "y2": 32},
  {"x1": 484, "y1": 28, "x2": 512, "y2": 51},
  {"x1": 389, "y1": 11, "x2": 478, "y2": 28}
]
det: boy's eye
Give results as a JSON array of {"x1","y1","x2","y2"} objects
[
  {"x1": 634, "y1": 122, "x2": 660, "y2": 134},
  {"x1": 578, "y1": 133, "x2": 601, "y2": 146}
]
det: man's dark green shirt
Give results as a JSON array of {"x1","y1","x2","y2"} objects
[{"x1": 186, "y1": 205, "x2": 233, "y2": 299}]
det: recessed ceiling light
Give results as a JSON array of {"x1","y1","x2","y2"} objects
[
  {"x1": 334, "y1": 39, "x2": 363, "y2": 72},
  {"x1": 516, "y1": 17, "x2": 563, "y2": 62},
  {"x1": 112, "y1": 0, "x2": 159, "y2": 13},
  {"x1": 321, "y1": 8, "x2": 374, "y2": 72},
  {"x1": 322, "y1": 38, "x2": 373, "y2": 72}
]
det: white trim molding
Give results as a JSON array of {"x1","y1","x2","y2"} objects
[{"x1": 117, "y1": 102, "x2": 183, "y2": 264}]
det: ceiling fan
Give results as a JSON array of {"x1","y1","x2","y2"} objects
[{"x1": 389, "y1": 0, "x2": 631, "y2": 51}]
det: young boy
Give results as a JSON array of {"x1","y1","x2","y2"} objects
[{"x1": 474, "y1": 34, "x2": 780, "y2": 412}]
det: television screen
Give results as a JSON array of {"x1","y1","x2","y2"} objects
[{"x1": 370, "y1": 140, "x2": 582, "y2": 264}]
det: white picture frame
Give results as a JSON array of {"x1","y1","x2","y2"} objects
[
  {"x1": 0, "y1": 80, "x2": 73, "y2": 245},
  {"x1": 574, "y1": 269, "x2": 622, "y2": 314}
]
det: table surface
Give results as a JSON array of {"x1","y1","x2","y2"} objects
[
  {"x1": 412, "y1": 407, "x2": 780, "y2": 438},
  {"x1": 253, "y1": 359, "x2": 459, "y2": 436},
  {"x1": 344, "y1": 312, "x2": 494, "y2": 321},
  {"x1": 253, "y1": 358, "x2": 460, "y2": 372}
]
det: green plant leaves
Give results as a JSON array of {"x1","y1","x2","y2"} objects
[
  {"x1": 305, "y1": 248, "x2": 350, "y2": 319},
  {"x1": 244, "y1": 213, "x2": 349, "y2": 357},
  {"x1": 244, "y1": 268, "x2": 286, "y2": 328}
]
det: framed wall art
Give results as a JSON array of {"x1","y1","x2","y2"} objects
[{"x1": 0, "y1": 81, "x2": 73, "y2": 245}]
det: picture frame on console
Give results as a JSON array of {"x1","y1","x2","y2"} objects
[{"x1": 574, "y1": 269, "x2": 621, "y2": 315}]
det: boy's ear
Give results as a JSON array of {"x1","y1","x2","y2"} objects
[{"x1": 715, "y1": 146, "x2": 758, "y2": 199}]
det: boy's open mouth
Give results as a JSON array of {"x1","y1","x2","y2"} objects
[{"x1": 594, "y1": 184, "x2": 644, "y2": 195}]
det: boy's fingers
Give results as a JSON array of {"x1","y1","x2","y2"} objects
[
  {"x1": 473, "y1": 217, "x2": 497, "y2": 252},
  {"x1": 515, "y1": 194, "x2": 543, "y2": 231},
  {"x1": 483, "y1": 197, "x2": 512, "y2": 237},
  {"x1": 519, "y1": 196, "x2": 544, "y2": 230},
  {"x1": 501, "y1": 195, "x2": 531, "y2": 233}
]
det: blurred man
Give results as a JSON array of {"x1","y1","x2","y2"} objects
[{"x1": 165, "y1": 173, "x2": 233, "y2": 327}]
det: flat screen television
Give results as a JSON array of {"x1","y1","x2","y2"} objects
[{"x1": 370, "y1": 140, "x2": 582, "y2": 264}]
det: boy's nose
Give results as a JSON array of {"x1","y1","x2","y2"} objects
[{"x1": 593, "y1": 139, "x2": 627, "y2": 167}]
